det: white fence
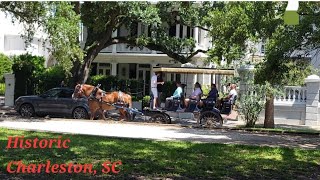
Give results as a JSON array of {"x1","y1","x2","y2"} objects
[{"x1": 243, "y1": 77, "x2": 320, "y2": 126}]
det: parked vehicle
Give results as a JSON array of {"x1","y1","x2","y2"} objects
[{"x1": 14, "y1": 87, "x2": 89, "y2": 119}]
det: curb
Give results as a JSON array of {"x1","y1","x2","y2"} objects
[{"x1": 227, "y1": 127, "x2": 320, "y2": 136}]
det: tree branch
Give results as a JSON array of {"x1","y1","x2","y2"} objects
[{"x1": 109, "y1": 36, "x2": 207, "y2": 64}]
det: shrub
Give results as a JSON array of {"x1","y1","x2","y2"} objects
[
  {"x1": 142, "y1": 96, "x2": 151, "y2": 108},
  {"x1": 0, "y1": 53, "x2": 12, "y2": 82},
  {"x1": 37, "y1": 65, "x2": 66, "y2": 93},
  {"x1": 238, "y1": 84, "x2": 266, "y2": 127},
  {"x1": 88, "y1": 75, "x2": 145, "y2": 100},
  {"x1": 0, "y1": 83, "x2": 5, "y2": 95},
  {"x1": 88, "y1": 75, "x2": 118, "y2": 91},
  {"x1": 201, "y1": 84, "x2": 210, "y2": 97},
  {"x1": 12, "y1": 54, "x2": 45, "y2": 99}
]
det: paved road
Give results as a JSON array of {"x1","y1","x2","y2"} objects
[{"x1": 0, "y1": 117, "x2": 319, "y2": 150}]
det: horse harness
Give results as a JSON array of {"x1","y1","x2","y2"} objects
[{"x1": 88, "y1": 84, "x2": 128, "y2": 108}]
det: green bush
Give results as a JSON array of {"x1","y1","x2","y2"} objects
[
  {"x1": 88, "y1": 75, "x2": 144, "y2": 100},
  {"x1": 201, "y1": 84, "x2": 210, "y2": 98},
  {"x1": 0, "y1": 53, "x2": 12, "y2": 82},
  {"x1": 37, "y1": 65, "x2": 66, "y2": 93},
  {"x1": 238, "y1": 85, "x2": 266, "y2": 127},
  {"x1": 12, "y1": 54, "x2": 45, "y2": 99},
  {"x1": 142, "y1": 96, "x2": 151, "y2": 108},
  {"x1": 0, "y1": 83, "x2": 5, "y2": 95},
  {"x1": 88, "y1": 75, "x2": 118, "y2": 91}
]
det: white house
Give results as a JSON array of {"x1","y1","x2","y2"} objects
[{"x1": 0, "y1": 11, "x2": 51, "y2": 65}]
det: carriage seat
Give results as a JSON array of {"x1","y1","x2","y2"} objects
[
  {"x1": 201, "y1": 98, "x2": 216, "y2": 110},
  {"x1": 165, "y1": 95, "x2": 184, "y2": 111},
  {"x1": 184, "y1": 93, "x2": 202, "y2": 112},
  {"x1": 221, "y1": 95, "x2": 237, "y2": 114}
]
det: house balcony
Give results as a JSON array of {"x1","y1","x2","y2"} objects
[{"x1": 100, "y1": 43, "x2": 206, "y2": 55}]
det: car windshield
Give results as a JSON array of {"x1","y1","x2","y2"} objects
[
  {"x1": 57, "y1": 89, "x2": 74, "y2": 98},
  {"x1": 41, "y1": 89, "x2": 61, "y2": 98}
]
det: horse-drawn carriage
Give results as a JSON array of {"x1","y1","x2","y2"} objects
[{"x1": 72, "y1": 67, "x2": 235, "y2": 128}]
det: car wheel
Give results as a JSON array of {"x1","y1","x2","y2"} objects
[
  {"x1": 72, "y1": 107, "x2": 88, "y2": 119},
  {"x1": 19, "y1": 104, "x2": 35, "y2": 117}
]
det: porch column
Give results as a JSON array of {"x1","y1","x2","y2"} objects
[
  {"x1": 112, "y1": 29, "x2": 117, "y2": 54},
  {"x1": 111, "y1": 62, "x2": 117, "y2": 76},
  {"x1": 304, "y1": 75, "x2": 320, "y2": 126},
  {"x1": 144, "y1": 25, "x2": 148, "y2": 36},
  {"x1": 182, "y1": 25, "x2": 187, "y2": 38},
  {"x1": 4, "y1": 73, "x2": 15, "y2": 106},
  {"x1": 194, "y1": 27, "x2": 199, "y2": 43},
  {"x1": 176, "y1": 24, "x2": 180, "y2": 38},
  {"x1": 137, "y1": 23, "x2": 141, "y2": 36}
]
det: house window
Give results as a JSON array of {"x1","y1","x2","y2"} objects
[
  {"x1": 186, "y1": 26, "x2": 193, "y2": 38},
  {"x1": 176, "y1": 74, "x2": 181, "y2": 82},
  {"x1": 130, "y1": 22, "x2": 138, "y2": 37},
  {"x1": 261, "y1": 44, "x2": 265, "y2": 54},
  {"x1": 97, "y1": 63, "x2": 111, "y2": 75},
  {"x1": 169, "y1": 25, "x2": 176, "y2": 37}
]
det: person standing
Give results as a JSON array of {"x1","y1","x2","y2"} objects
[
  {"x1": 151, "y1": 72, "x2": 163, "y2": 109},
  {"x1": 157, "y1": 73, "x2": 164, "y2": 107}
]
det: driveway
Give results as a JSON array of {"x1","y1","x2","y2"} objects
[{"x1": 0, "y1": 117, "x2": 319, "y2": 150}]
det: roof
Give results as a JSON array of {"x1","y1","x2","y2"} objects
[{"x1": 153, "y1": 67, "x2": 235, "y2": 75}]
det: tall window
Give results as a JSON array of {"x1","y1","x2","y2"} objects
[
  {"x1": 186, "y1": 26, "x2": 193, "y2": 38},
  {"x1": 260, "y1": 41, "x2": 266, "y2": 54},
  {"x1": 169, "y1": 25, "x2": 176, "y2": 37},
  {"x1": 130, "y1": 22, "x2": 138, "y2": 37},
  {"x1": 97, "y1": 63, "x2": 111, "y2": 75}
]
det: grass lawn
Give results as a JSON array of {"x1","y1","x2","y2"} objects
[{"x1": 0, "y1": 128, "x2": 319, "y2": 179}]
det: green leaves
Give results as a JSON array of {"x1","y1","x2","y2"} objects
[{"x1": 0, "y1": 53, "x2": 13, "y2": 81}]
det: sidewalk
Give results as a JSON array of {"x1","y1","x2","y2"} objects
[{"x1": 0, "y1": 118, "x2": 319, "y2": 149}]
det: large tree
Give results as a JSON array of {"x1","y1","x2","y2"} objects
[
  {"x1": 0, "y1": 1, "x2": 211, "y2": 84},
  {"x1": 204, "y1": 1, "x2": 320, "y2": 128}
]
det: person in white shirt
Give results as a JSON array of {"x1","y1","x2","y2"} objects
[
  {"x1": 151, "y1": 72, "x2": 164, "y2": 109},
  {"x1": 228, "y1": 84, "x2": 238, "y2": 103},
  {"x1": 184, "y1": 82, "x2": 202, "y2": 108},
  {"x1": 219, "y1": 84, "x2": 237, "y2": 109}
]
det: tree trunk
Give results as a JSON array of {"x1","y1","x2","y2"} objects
[
  {"x1": 264, "y1": 94, "x2": 275, "y2": 128},
  {"x1": 71, "y1": 54, "x2": 95, "y2": 85}
]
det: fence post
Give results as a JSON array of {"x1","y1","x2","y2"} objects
[
  {"x1": 4, "y1": 73, "x2": 15, "y2": 106},
  {"x1": 304, "y1": 74, "x2": 320, "y2": 126}
]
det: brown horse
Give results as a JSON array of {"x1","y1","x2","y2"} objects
[{"x1": 72, "y1": 84, "x2": 133, "y2": 121}]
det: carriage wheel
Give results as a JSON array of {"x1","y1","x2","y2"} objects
[
  {"x1": 150, "y1": 113, "x2": 168, "y2": 124},
  {"x1": 200, "y1": 111, "x2": 223, "y2": 128}
]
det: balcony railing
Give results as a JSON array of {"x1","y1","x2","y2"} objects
[{"x1": 100, "y1": 43, "x2": 202, "y2": 54}]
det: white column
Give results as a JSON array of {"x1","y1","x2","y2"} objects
[
  {"x1": 111, "y1": 62, "x2": 117, "y2": 76},
  {"x1": 182, "y1": 25, "x2": 187, "y2": 38},
  {"x1": 176, "y1": 24, "x2": 180, "y2": 38},
  {"x1": 145, "y1": 25, "x2": 148, "y2": 36},
  {"x1": 137, "y1": 23, "x2": 141, "y2": 36},
  {"x1": 112, "y1": 29, "x2": 117, "y2": 54},
  {"x1": 4, "y1": 73, "x2": 15, "y2": 107},
  {"x1": 304, "y1": 75, "x2": 320, "y2": 126},
  {"x1": 194, "y1": 27, "x2": 199, "y2": 43}
]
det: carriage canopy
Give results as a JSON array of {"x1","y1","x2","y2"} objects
[{"x1": 152, "y1": 67, "x2": 235, "y2": 75}]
